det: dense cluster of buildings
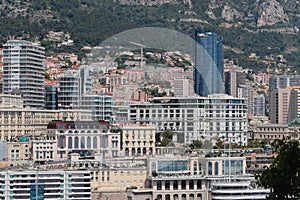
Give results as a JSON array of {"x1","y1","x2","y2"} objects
[{"x1": 0, "y1": 30, "x2": 298, "y2": 199}]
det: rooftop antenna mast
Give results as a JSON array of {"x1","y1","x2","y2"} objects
[{"x1": 129, "y1": 41, "x2": 145, "y2": 68}]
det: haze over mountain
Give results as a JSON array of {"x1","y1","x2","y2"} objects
[{"x1": 0, "y1": 0, "x2": 299, "y2": 67}]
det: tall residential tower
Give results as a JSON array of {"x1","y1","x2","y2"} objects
[
  {"x1": 3, "y1": 40, "x2": 45, "y2": 108},
  {"x1": 194, "y1": 31, "x2": 224, "y2": 97}
]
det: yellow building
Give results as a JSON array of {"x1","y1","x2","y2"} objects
[
  {"x1": 91, "y1": 158, "x2": 147, "y2": 192},
  {"x1": 0, "y1": 108, "x2": 92, "y2": 140}
]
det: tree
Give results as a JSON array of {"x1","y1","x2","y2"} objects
[
  {"x1": 255, "y1": 139, "x2": 300, "y2": 199},
  {"x1": 190, "y1": 140, "x2": 202, "y2": 149},
  {"x1": 158, "y1": 129, "x2": 173, "y2": 146}
]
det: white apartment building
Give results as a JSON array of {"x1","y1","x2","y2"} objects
[
  {"x1": 0, "y1": 169, "x2": 91, "y2": 199},
  {"x1": 128, "y1": 94, "x2": 248, "y2": 145},
  {"x1": 3, "y1": 40, "x2": 45, "y2": 108},
  {"x1": 81, "y1": 91, "x2": 114, "y2": 122}
]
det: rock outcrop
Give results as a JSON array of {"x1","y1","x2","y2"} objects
[{"x1": 256, "y1": 0, "x2": 289, "y2": 26}]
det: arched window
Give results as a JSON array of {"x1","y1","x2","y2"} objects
[
  {"x1": 81, "y1": 137, "x2": 85, "y2": 148},
  {"x1": 208, "y1": 162, "x2": 212, "y2": 175},
  {"x1": 125, "y1": 148, "x2": 129, "y2": 157},
  {"x1": 93, "y1": 136, "x2": 97, "y2": 149},
  {"x1": 215, "y1": 162, "x2": 219, "y2": 175},
  {"x1": 68, "y1": 137, "x2": 72, "y2": 148},
  {"x1": 137, "y1": 148, "x2": 141, "y2": 156},
  {"x1": 199, "y1": 161, "x2": 202, "y2": 175},
  {"x1": 87, "y1": 136, "x2": 91, "y2": 148},
  {"x1": 74, "y1": 137, "x2": 79, "y2": 149},
  {"x1": 58, "y1": 135, "x2": 65, "y2": 148}
]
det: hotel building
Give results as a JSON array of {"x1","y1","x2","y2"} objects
[{"x1": 128, "y1": 94, "x2": 248, "y2": 145}]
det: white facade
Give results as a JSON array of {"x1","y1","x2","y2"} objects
[
  {"x1": 3, "y1": 40, "x2": 45, "y2": 108},
  {"x1": 0, "y1": 170, "x2": 91, "y2": 199},
  {"x1": 46, "y1": 121, "x2": 118, "y2": 160},
  {"x1": 128, "y1": 94, "x2": 248, "y2": 145},
  {"x1": 81, "y1": 92, "x2": 113, "y2": 122}
]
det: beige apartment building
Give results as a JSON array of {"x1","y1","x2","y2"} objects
[
  {"x1": 7, "y1": 136, "x2": 31, "y2": 166},
  {"x1": 248, "y1": 124, "x2": 297, "y2": 142},
  {"x1": 91, "y1": 157, "x2": 148, "y2": 192},
  {"x1": 121, "y1": 123, "x2": 156, "y2": 157}
]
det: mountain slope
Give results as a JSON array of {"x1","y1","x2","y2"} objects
[{"x1": 0, "y1": 0, "x2": 299, "y2": 67}]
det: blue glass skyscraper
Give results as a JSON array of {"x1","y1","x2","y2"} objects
[{"x1": 194, "y1": 30, "x2": 224, "y2": 96}]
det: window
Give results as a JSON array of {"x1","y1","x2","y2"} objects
[
  {"x1": 74, "y1": 137, "x2": 79, "y2": 149},
  {"x1": 68, "y1": 137, "x2": 72, "y2": 149},
  {"x1": 87, "y1": 136, "x2": 91, "y2": 148},
  {"x1": 93, "y1": 137, "x2": 97, "y2": 149},
  {"x1": 215, "y1": 162, "x2": 219, "y2": 175},
  {"x1": 208, "y1": 162, "x2": 212, "y2": 175},
  {"x1": 81, "y1": 137, "x2": 85, "y2": 148},
  {"x1": 157, "y1": 181, "x2": 162, "y2": 190}
]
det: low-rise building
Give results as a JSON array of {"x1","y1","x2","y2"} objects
[
  {"x1": 245, "y1": 152, "x2": 276, "y2": 174},
  {"x1": 91, "y1": 157, "x2": 148, "y2": 192},
  {"x1": 248, "y1": 124, "x2": 295, "y2": 142},
  {"x1": 47, "y1": 120, "x2": 110, "y2": 160},
  {"x1": 120, "y1": 123, "x2": 156, "y2": 157},
  {"x1": 0, "y1": 108, "x2": 92, "y2": 141},
  {"x1": 32, "y1": 135, "x2": 58, "y2": 164},
  {"x1": 7, "y1": 136, "x2": 31, "y2": 166}
]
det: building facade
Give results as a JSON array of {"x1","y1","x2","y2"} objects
[
  {"x1": 0, "y1": 170, "x2": 91, "y2": 199},
  {"x1": 238, "y1": 85, "x2": 254, "y2": 118},
  {"x1": 224, "y1": 66, "x2": 246, "y2": 98},
  {"x1": 269, "y1": 88, "x2": 298, "y2": 124},
  {"x1": 120, "y1": 123, "x2": 156, "y2": 157},
  {"x1": 0, "y1": 108, "x2": 92, "y2": 141},
  {"x1": 248, "y1": 124, "x2": 296, "y2": 142},
  {"x1": 3, "y1": 40, "x2": 45, "y2": 108},
  {"x1": 7, "y1": 136, "x2": 30, "y2": 166},
  {"x1": 0, "y1": 94, "x2": 23, "y2": 108},
  {"x1": 128, "y1": 95, "x2": 248, "y2": 145},
  {"x1": 58, "y1": 70, "x2": 81, "y2": 109},
  {"x1": 269, "y1": 75, "x2": 300, "y2": 92},
  {"x1": 81, "y1": 91, "x2": 113, "y2": 122},
  {"x1": 147, "y1": 155, "x2": 254, "y2": 200},
  {"x1": 46, "y1": 121, "x2": 110, "y2": 160},
  {"x1": 45, "y1": 85, "x2": 58, "y2": 110},
  {"x1": 194, "y1": 31, "x2": 224, "y2": 97},
  {"x1": 32, "y1": 135, "x2": 58, "y2": 164},
  {"x1": 253, "y1": 94, "x2": 266, "y2": 117}
]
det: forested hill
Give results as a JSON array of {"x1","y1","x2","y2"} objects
[{"x1": 0, "y1": 0, "x2": 299, "y2": 66}]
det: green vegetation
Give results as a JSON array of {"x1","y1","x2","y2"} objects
[
  {"x1": 155, "y1": 129, "x2": 173, "y2": 146},
  {"x1": 0, "y1": 0, "x2": 300, "y2": 69},
  {"x1": 255, "y1": 139, "x2": 300, "y2": 199},
  {"x1": 190, "y1": 140, "x2": 202, "y2": 149}
]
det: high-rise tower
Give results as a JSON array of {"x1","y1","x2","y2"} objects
[
  {"x1": 3, "y1": 40, "x2": 45, "y2": 108},
  {"x1": 194, "y1": 31, "x2": 224, "y2": 96}
]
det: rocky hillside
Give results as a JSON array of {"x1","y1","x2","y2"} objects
[{"x1": 0, "y1": 0, "x2": 299, "y2": 67}]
